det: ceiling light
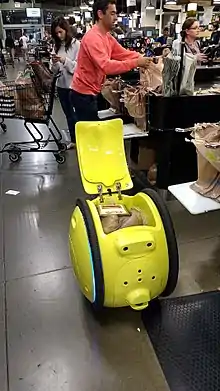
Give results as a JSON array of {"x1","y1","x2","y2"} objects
[
  {"x1": 187, "y1": 2, "x2": 197, "y2": 11},
  {"x1": 146, "y1": 1, "x2": 155, "y2": 9},
  {"x1": 80, "y1": 3, "x2": 89, "y2": 10}
]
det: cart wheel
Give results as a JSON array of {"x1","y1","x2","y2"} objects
[
  {"x1": 58, "y1": 142, "x2": 67, "y2": 152},
  {"x1": 141, "y1": 188, "x2": 179, "y2": 297},
  {"x1": 8, "y1": 145, "x2": 21, "y2": 154},
  {"x1": 1, "y1": 123, "x2": 7, "y2": 132},
  {"x1": 54, "y1": 153, "x2": 66, "y2": 164},
  {"x1": 76, "y1": 198, "x2": 104, "y2": 311},
  {"x1": 9, "y1": 153, "x2": 20, "y2": 163}
]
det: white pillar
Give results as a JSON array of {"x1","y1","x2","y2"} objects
[{"x1": 141, "y1": 0, "x2": 156, "y2": 27}]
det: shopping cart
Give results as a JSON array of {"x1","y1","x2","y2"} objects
[{"x1": 0, "y1": 69, "x2": 67, "y2": 164}]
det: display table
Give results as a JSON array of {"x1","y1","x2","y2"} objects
[
  {"x1": 98, "y1": 108, "x2": 120, "y2": 120},
  {"x1": 98, "y1": 109, "x2": 148, "y2": 139},
  {"x1": 123, "y1": 124, "x2": 148, "y2": 139},
  {"x1": 168, "y1": 182, "x2": 220, "y2": 214}
]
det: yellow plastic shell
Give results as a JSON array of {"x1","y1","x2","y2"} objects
[
  {"x1": 75, "y1": 118, "x2": 133, "y2": 194},
  {"x1": 69, "y1": 192, "x2": 169, "y2": 310}
]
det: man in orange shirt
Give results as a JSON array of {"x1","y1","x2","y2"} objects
[{"x1": 71, "y1": 0, "x2": 151, "y2": 122}]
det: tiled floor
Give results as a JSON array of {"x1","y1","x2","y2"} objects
[{"x1": 0, "y1": 62, "x2": 220, "y2": 391}]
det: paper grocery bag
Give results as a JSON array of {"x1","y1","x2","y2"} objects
[{"x1": 191, "y1": 150, "x2": 220, "y2": 200}]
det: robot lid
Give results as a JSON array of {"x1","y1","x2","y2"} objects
[{"x1": 75, "y1": 118, "x2": 133, "y2": 195}]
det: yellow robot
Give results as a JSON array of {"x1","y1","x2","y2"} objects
[{"x1": 69, "y1": 118, "x2": 179, "y2": 311}]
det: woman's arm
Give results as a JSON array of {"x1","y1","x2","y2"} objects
[
  {"x1": 62, "y1": 40, "x2": 80, "y2": 74},
  {"x1": 50, "y1": 47, "x2": 61, "y2": 73}
]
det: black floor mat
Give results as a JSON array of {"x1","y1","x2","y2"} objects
[{"x1": 142, "y1": 292, "x2": 220, "y2": 391}]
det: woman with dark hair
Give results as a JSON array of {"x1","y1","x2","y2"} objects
[
  {"x1": 51, "y1": 16, "x2": 80, "y2": 149},
  {"x1": 172, "y1": 17, "x2": 207, "y2": 63}
]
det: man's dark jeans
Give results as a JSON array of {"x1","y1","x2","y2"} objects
[{"x1": 71, "y1": 90, "x2": 99, "y2": 122}]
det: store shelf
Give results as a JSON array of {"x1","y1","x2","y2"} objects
[
  {"x1": 123, "y1": 124, "x2": 148, "y2": 139},
  {"x1": 168, "y1": 182, "x2": 220, "y2": 215}
]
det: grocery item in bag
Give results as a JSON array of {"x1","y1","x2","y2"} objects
[
  {"x1": 162, "y1": 52, "x2": 180, "y2": 97},
  {"x1": 15, "y1": 74, "x2": 45, "y2": 119},
  {"x1": 101, "y1": 78, "x2": 122, "y2": 113},
  {"x1": 180, "y1": 53, "x2": 197, "y2": 96},
  {"x1": 140, "y1": 58, "x2": 163, "y2": 91},
  {"x1": 191, "y1": 123, "x2": 220, "y2": 172},
  {"x1": 123, "y1": 86, "x2": 146, "y2": 119},
  {"x1": 190, "y1": 122, "x2": 220, "y2": 202},
  {"x1": 101, "y1": 207, "x2": 147, "y2": 234},
  {"x1": 190, "y1": 151, "x2": 220, "y2": 201},
  {"x1": 30, "y1": 61, "x2": 53, "y2": 93}
]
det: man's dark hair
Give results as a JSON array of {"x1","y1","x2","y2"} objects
[
  {"x1": 213, "y1": 22, "x2": 219, "y2": 31},
  {"x1": 163, "y1": 27, "x2": 169, "y2": 33},
  {"x1": 93, "y1": 0, "x2": 116, "y2": 22}
]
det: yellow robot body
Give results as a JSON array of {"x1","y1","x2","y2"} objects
[{"x1": 69, "y1": 119, "x2": 179, "y2": 310}]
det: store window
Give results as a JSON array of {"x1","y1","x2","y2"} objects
[{"x1": 2, "y1": 10, "x2": 41, "y2": 25}]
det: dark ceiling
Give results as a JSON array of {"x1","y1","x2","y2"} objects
[{"x1": 0, "y1": 0, "x2": 142, "y2": 12}]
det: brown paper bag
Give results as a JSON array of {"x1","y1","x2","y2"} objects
[
  {"x1": 140, "y1": 58, "x2": 163, "y2": 91},
  {"x1": 15, "y1": 78, "x2": 45, "y2": 119},
  {"x1": 101, "y1": 78, "x2": 122, "y2": 113},
  {"x1": 123, "y1": 86, "x2": 146, "y2": 119},
  {"x1": 190, "y1": 151, "x2": 220, "y2": 201}
]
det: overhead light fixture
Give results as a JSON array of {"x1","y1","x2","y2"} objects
[
  {"x1": 187, "y1": 2, "x2": 197, "y2": 11},
  {"x1": 89, "y1": 0, "x2": 94, "y2": 3},
  {"x1": 146, "y1": 1, "x2": 155, "y2": 10},
  {"x1": 164, "y1": 0, "x2": 181, "y2": 9},
  {"x1": 80, "y1": 3, "x2": 89, "y2": 10}
]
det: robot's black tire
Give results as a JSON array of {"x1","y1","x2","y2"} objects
[
  {"x1": 141, "y1": 188, "x2": 179, "y2": 297},
  {"x1": 76, "y1": 198, "x2": 104, "y2": 311}
]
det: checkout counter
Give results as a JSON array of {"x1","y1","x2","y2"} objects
[{"x1": 98, "y1": 64, "x2": 220, "y2": 191}]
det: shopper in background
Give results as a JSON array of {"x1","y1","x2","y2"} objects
[
  {"x1": 5, "y1": 33, "x2": 15, "y2": 67},
  {"x1": 156, "y1": 27, "x2": 169, "y2": 46},
  {"x1": 172, "y1": 18, "x2": 207, "y2": 63},
  {"x1": 51, "y1": 16, "x2": 80, "y2": 149},
  {"x1": 211, "y1": 22, "x2": 220, "y2": 45},
  {"x1": 19, "y1": 32, "x2": 29, "y2": 62}
]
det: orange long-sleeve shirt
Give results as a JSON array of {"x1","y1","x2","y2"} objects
[{"x1": 71, "y1": 24, "x2": 140, "y2": 95}]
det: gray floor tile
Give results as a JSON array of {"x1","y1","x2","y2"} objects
[
  {"x1": 7, "y1": 269, "x2": 169, "y2": 391},
  {"x1": 3, "y1": 171, "x2": 84, "y2": 280},
  {"x1": 0, "y1": 284, "x2": 7, "y2": 391},
  {"x1": 178, "y1": 236, "x2": 220, "y2": 293},
  {"x1": 168, "y1": 199, "x2": 220, "y2": 244},
  {"x1": 5, "y1": 208, "x2": 72, "y2": 280},
  {"x1": 2, "y1": 172, "x2": 83, "y2": 213}
]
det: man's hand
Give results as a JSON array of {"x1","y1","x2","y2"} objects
[{"x1": 137, "y1": 56, "x2": 152, "y2": 68}]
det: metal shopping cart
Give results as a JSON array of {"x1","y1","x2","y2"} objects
[{"x1": 0, "y1": 66, "x2": 67, "y2": 164}]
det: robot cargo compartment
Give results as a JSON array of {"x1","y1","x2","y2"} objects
[{"x1": 96, "y1": 203, "x2": 148, "y2": 235}]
